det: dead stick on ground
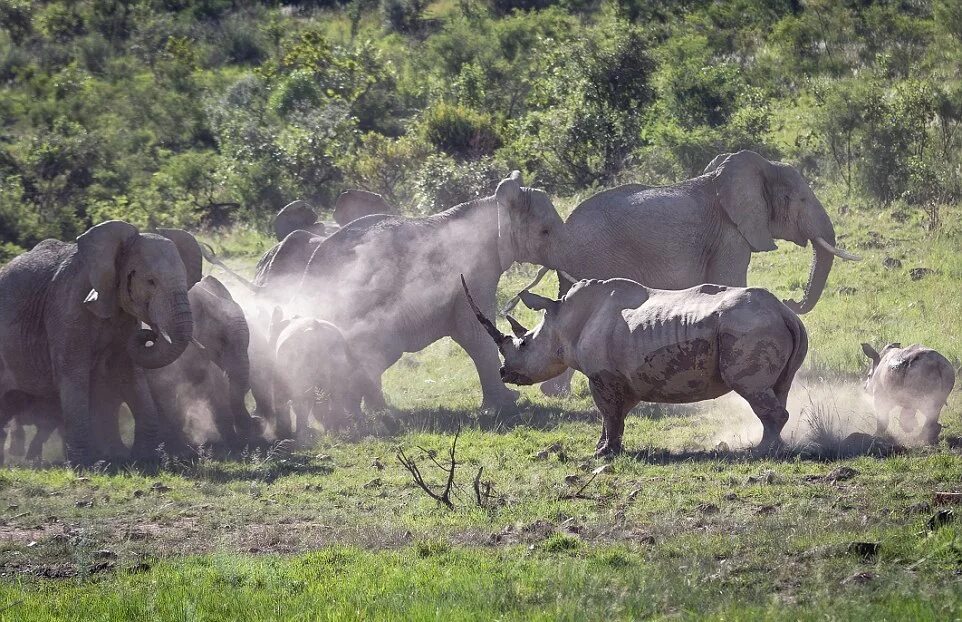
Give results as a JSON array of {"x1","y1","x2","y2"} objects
[{"x1": 397, "y1": 427, "x2": 460, "y2": 510}]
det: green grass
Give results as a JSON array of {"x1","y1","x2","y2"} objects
[{"x1": 4, "y1": 195, "x2": 962, "y2": 619}]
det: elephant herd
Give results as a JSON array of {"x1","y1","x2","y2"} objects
[{"x1": 0, "y1": 149, "x2": 951, "y2": 466}]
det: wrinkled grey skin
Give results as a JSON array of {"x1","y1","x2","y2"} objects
[
  {"x1": 332, "y1": 189, "x2": 396, "y2": 226},
  {"x1": 0, "y1": 222, "x2": 201, "y2": 466},
  {"x1": 273, "y1": 200, "x2": 326, "y2": 241},
  {"x1": 861, "y1": 343, "x2": 955, "y2": 445},
  {"x1": 509, "y1": 151, "x2": 855, "y2": 396},
  {"x1": 145, "y1": 275, "x2": 258, "y2": 454},
  {"x1": 295, "y1": 172, "x2": 554, "y2": 410},
  {"x1": 267, "y1": 310, "x2": 376, "y2": 441},
  {"x1": 465, "y1": 277, "x2": 808, "y2": 456}
]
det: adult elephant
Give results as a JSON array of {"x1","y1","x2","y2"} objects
[
  {"x1": 0, "y1": 221, "x2": 201, "y2": 465},
  {"x1": 146, "y1": 275, "x2": 257, "y2": 454},
  {"x1": 499, "y1": 150, "x2": 860, "y2": 395},
  {"x1": 293, "y1": 171, "x2": 555, "y2": 410}
]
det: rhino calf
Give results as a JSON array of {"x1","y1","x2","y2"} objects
[
  {"x1": 463, "y1": 277, "x2": 808, "y2": 455},
  {"x1": 861, "y1": 343, "x2": 955, "y2": 444}
]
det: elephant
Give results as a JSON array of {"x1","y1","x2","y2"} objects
[
  {"x1": 332, "y1": 189, "x2": 396, "y2": 226},
  {"x1": 861, "y1": 343, "x2": 955, "y2": 445},
  {"x1": 273, "y1": 200, "x2": 326, "y2": 241},
  {"x1": 266, "y1": 308, "x2": 376, "y2": 442},
  {"x1": 144, "y1": 275, "x2": 258, "y2": 454},
  {"x1": 506, "y1": 150, "x2": 859, "y2": 396},
  {"x1": 292, "y1": 171, "x2": 555, "y2": 410},
  {"x1": 0, "y1": 221, "x2": 201, "y2": 465},
  {"x1": 462, "y1": 277, "x2": 808, "y2": 455},
  {"x1": 0, "y1": 393, "x2": 60, "y2": 464}
]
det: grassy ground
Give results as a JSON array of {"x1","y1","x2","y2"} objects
[{"x1": 2, "y1": 198, "x2": 962, "y2": 620}]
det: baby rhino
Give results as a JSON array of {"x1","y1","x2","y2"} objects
[
  {"x1": 462, "y1": 277, "x2": 808, "y2": 455},
  {"x1": 861, "y1": 343, "x2": 955, "y2": 445}
]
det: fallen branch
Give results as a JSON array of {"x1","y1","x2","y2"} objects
[{"x1": 397, "y1": 428, "x2": 460, "y2": 510}]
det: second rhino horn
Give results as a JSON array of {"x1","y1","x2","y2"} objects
[{"x1": 506, "y1": 314, "x2": 528, "y2": 338}]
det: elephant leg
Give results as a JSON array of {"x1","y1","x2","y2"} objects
[
  {"x1": 122, "y1": 367, "x2": 162, "y2": 462},
  {"x1": 588, "y1": 374, "x2": 633, "y2": 457},
  {"x1": 59, "y1": 371, "x2": 95, "y2": 467},
  {"x1": 706, "y1": 244, "x2": 751, "y2": 287},
  {"x1": 452, "y1": 322, "x2": 518, "y2": 411},
  {"x1": 91, "y1": 374, "x2": 128, "y2": 460},
  {"x1": 270, "y1": 371, "x2": 295, "y2": 440},
  {"x1": 292, "y1": 396, "x2": 314, "y2": 445},
  {"x1": 8, "y1": 421, "x2": 26, "y2": 458},
  {"x1": 540, "y1": 369, "x2": 575, "y2": 397},
  {"x1": 739, "y1": 389, "x2": 789, "y2": 452},
  {"x1": 26, "y1": 420, "x2": 57, "y2": 463}
]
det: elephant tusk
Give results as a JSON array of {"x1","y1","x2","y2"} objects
[
  {"x1": 191, "y1": 338, "x2": 207, "y2": 353},
  {"x1": 558, "y1": 270, "x2": 578, "y2": 284},
  {"x1": 814, "y1": 237, "x2": 861, "y2": 261},
  {"x1": 199, "y1": 242, "x2": 260, "y2": 293},
  {"x1": 501, "y1": 267, "x2": 551, "y2": 315},
  {"x1": 160, "y1": 330, "x2": 173, "y2": 344}
]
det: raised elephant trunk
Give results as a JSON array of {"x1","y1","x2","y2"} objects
[{"x1": 128, "y1": 290, "x2": 193, "y2": 369}]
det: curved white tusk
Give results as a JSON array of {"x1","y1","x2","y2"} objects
[
  {"x1": 191, "y1": 338, "x2": 207, "y2": 353},
  {"x1": 558, "y1": 270, "x2": 578, "y2": 284},
  {"x1": 814, "y1": 237, "x2": 861, "y2": 261},
  {"x1": 160, "y1": 330, "x2": 173, "y2": 344},
  {"x1": 501, "y1": 266, "x2": 550, "y2": 316}
]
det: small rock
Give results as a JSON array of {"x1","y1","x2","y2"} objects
[
  {"x1": 88, "y1": 561, "x2": 114, "y2": 575},
  {"x1": 926, "y1": 509, "x2": 955, "y2": 532},
  {"x1": 846, "y1": 541, "x2": 880, "y2": 559},
  {"x1": 756, "y1": 504, "x2": 778, "y2": 515},
  {"x1": 627, "y1": 487, "x2": 643, "y2": 500},
  {"x1": 909, "y1": 267, "x2": 933, "y2": 281},
  {"x1": 934, "y1": 492, "x2": 962, "y2": 506},
  {"x1": 842, "y1": 571, "x2": 875, "y2": 585},
  {"x1": 150, "y1": 482, "x2": 171, "y2": 493},
  {"x1": 371, "y1": 457, "x2": 384, "y2": 471},
  {"x1": 696, "y1": 503, "x2": 719, "y2": 515},
  {"x1": 363, "y1": 478, "x2": 381, "y2": 489},
  {"x1": 637, "y1": 533, "x2": 655, "y2": 545},
  {"x1": 75, "y1": 500, "x2": 93, "y2": 508},
  {"x1": 93, "y1": 549, "x2": 117, "y2": 559},
  {"x1": 26, "y1": 541, "x2": 37, "y2": 548},
  {"x1": 723, "y1": 492, "x2": 738, "y2": 501},
  {"x1": 826, "y1": 466, "x2": 859, "y2": 482},
  {"x1": 564, "y1": 474, "x2": 580, "y2": 485},
  {"x1": 836, "y1": 286, "x2": 857, "y2": 296},
  {"x1": 882, "y1": 257, "x2": 902, "y2": 270},
  {"x1": 746, "y1": 470, "x2": 779, "y2": 485},
  {"x1": 132, "y1": 490, "x2": 144, "y2": 498}
]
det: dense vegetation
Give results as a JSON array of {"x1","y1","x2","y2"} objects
[{"x1": 2, "y1": 0, "x2": 961, "y2": 262}]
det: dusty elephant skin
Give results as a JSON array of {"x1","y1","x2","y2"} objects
[
  {"x1": 0, "y1": 222, "x2": 202, "y2": 466},
  {"x1": 145, "y1": 275, "x2": 260, "y2": 455},
  {"x1": 861, "y1": 343, "x2": 955, "y2": 445},
  {"x1": 464, "y1": 277, "x2": 808, "y2": 456},
  {"x1": 515, "y1": 150, "x2": 857, "y2": 397},
  {"x1": 288, "y1": 172, "x2": 557, "y2": 411},
  {"x1": 266, "y1": 308, "x2": 376, "y2": 442}
]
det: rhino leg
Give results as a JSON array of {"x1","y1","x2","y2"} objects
[
  {"x1": 738, "y1": 389, "x2": 789, "y2": 452},
  {"x1": 589, "y1": 373, "x2": 635, "y2": 457},
  {"x1": 898, "y1": 407, "x2": 918, "y2": 433}
]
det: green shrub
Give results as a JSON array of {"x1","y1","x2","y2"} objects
[{"x1": 420, "y1": 102, "x2": 502, "y2": 160}]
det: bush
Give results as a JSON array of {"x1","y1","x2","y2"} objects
[
  {"x1": 411, "y1": 155, "x2": 501, "y2": 215},
  {"x1": 420, "y1": 102, "x2": 502, "y2": 160}
]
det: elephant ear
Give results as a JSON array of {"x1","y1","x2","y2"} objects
[
  {"x1": 713, "y1": 151, "x2": 777, "y2": 253},
  {"x1": 333, "y1": 190, "x2": 395, "y2": 226},
  {"x1": 156, "y1": 228, "x2": 203, "y2": 289},
  {"x1": 703, "y1": 152, "x2": 732, "y2": 174},
  {"x1": 76, "y1": 220, "x2": 139, "y2": 319},
  {"x1": 199, "y1": 275, "x2": 234, "y2": 301},
  {"x1": 273, "y1": 200, "x2": 317, "y2": 241},
  {"x1": 495, "y1": 171, "x2": 524, "y2": 270}
]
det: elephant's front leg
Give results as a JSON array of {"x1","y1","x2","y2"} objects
[
  {"x1": 453, "y1": 312, "x2": 518, "y2": 411},
  {"x1": 59, "y1": 371, "x2": 96, "y2": 467},
  {"x1": 122, "y1": 367, "x2": 162, "y2": 462}
]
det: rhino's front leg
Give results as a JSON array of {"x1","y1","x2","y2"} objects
[{"x1": 588, "y1": 373, "x2": 634, "y2": 457}]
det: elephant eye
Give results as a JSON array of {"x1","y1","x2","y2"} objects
[
  {"x1": 540, "y1": 228, "x2": 550, "y2": 236},
  {"x1": 147, "y1": 278, "x2": 156, "y2": 287}
]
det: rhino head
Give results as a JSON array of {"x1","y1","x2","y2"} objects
[{"x1": 460, "y1": 275, "x2": 568, "y2": 385}]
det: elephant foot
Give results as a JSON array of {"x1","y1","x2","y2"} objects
[
  {"x1": 919, "y1": 422, "x2": 942, "y2": 446},
  {"x1": 8, "y1": 428, "x2": 26, "y2": 459},
  {"x1": 753, "y1": 436, "x2": 785, "y2": 457}
]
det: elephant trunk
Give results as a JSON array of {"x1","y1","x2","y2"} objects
[
  {"x1": 128, "y1": 290, "x2": 193, "y2": 369},
  {"x1": 785, "y1": 209, "x2": 837, "y2": 315}
]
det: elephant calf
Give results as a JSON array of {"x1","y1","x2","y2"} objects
[
  {"x1": 464, "y1": 277, "x2": 808, "y2": 455},
  {"x1": 861, "y1": 343, "x2": 955, "y2": 445},
  {"x1": 267, "y1": 309, "x2": 376, "y2": 442}
]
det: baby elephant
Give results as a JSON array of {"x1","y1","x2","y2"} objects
[
  {"x1": 463, "y1": 277, "x2": 808, "y2": 455},
  {"x1": 861, "y1": 343, "x2": 955, "y2": 444},
  {"x1": 268, "y1": 309, "x2": 374, "y2": 442}
]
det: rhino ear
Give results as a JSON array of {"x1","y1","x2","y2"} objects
[{"x1": 861, "y1": 343, "x2": 879, "y2": 363}]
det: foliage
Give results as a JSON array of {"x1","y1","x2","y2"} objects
[{"x1": 0, "y1": 0, "x2": 960, "y2": 247}]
